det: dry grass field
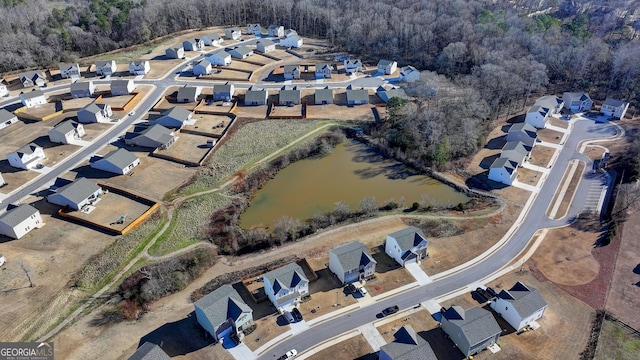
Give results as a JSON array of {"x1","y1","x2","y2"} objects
[
  {"x1": 537, "y1": 128, "x2": 565, "y2": 144},
  {"x1": 305, "y1": 334, "x2": 374, "y2": 360},
  {"x1": 158, "y1": 132, "x2": 212, "y2": 164},
  {"x1": 528, "y1": 144, "x2": 556, "y2": 167},
  {"x1": 182, "y1": 114, "x2": 232, "y2": 138}
]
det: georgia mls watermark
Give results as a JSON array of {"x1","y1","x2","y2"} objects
[{"x1": 0, "y1": 342, "x2": 53, "y2": 360}]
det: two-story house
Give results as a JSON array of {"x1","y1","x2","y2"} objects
[
  {"x1": 490, "y1": 282, "x2": 547, "y2": 331},
  {"x1": 563, "y1": 92, "x2": 592, "y2": 112},
  {"x1": 385, "y1": 226, "x2": 428, "y2": 267},
  {"x1": 48, "y1": 121, "x2": 85, "y2": 145},
  {"x1": 328, "y1": 241, "x2": 376, "y2": 284},
  {"x1": 440, "y1": 305, "x2": 502, "y2": 358},
  {"x1": 263, "y1": 263, "x2": 309, "y2": 310},
  {"x1": 0, "y1": 204, "x2": 44, "y2": 240},
  {"x1": 194, "y1": 284, "x2": 254, "y2": 342},
  {"x1": 8, "y1": 143, "x2": 45, "y2": 170}
]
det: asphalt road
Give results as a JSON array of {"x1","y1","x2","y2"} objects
[{"x1": 257, "y1": 119, "x2": 620, "y2": 359}]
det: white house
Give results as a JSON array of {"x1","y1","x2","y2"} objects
[
  {"x1": 183, "y1": 39, "x2": 204, "y2": 52},
  {"x1": 111, "y1": 79, "x2": 136, "y2": 96},
  {"x1": 207, "y1": 50, "x2": 232, "y2": 66},
  {"x1": 193, "y1": 59, "x2": 212, "y2": 76},
  {"x1": 95, "y1": 60, "x2": 117, "y2": 76},
  {"x1": 280, "y1": 35, "x2": 303, "y2": 48},
  {"x1": 176, "y1": 86, "x2": 202, "y2": 103},
  {"x1": 328, "y1": 241, "x2": 376, "y2": 284},
  {"x1": 91, "y1": 148, "x2": 140, "y2": 175},
  {"x1": 440, "y1": 306, "x2": 502, "y2": 358},
  {"x1": 283, "y1": 65, "x2": 300, "y2": 80},
  {"x1": 344, "y1": 59, "x2": 363, "y2": 75},
  {"x1": 0, "y1": 172, "x2": 4, "y2": 186},
  {"x1": 129, "y1": 60, "x2": 150, "y2": 75},
  {"x1": 194, "y1": 284, "x2": 254, "y2": 342},
  {"x1": 8, "y1": 143, "x2": 45, "y2": 170},
  {"x1": 19, "y1": 70, "x2": 47, "y2": 87},
  {"x1": 0, "y1": 204, "x2": 43, "y2": 240},
  {"x1": 268, "y1": 24, "x2": 284, "y2": 37},
  {"x1": 165, "y1": 47, "x2": 185, "y2": 59},
  {"x1": 0, "y1": 83, "x2": 8, "y2": 97},
  {"x1": 202, "y1": 34, "x2": 224, "y2": 46},
  {"x1": 256, "y1": 39, "x2": 276, "y2": 53},
  {"x1": 70, "y1": 81, "x2": 95, "y2": 98},
  {"x1": 213, "y1": 83, "x2": 235, "y2": 102},
  {"x1": 601, "y1": 98, "x2": 629, "y2": 119},
  {"x1": 315, "y1": 63, "x2": 332, "y2": 79},
  {"x1": 385, "y1": 226, "x2": 429, "y2": 266},
  {"x1": 501, "y1": 140, "x2": 530, "y2": 166},
  {"x1": 77, "y1": 103, "x2": 112, "y2": 123},
  {"x1": 284, "y1": 29, "x2": 298, "y2": 38},
  {"x1": 19, "y1": 90, "x2": 47, "y2": 108},
  {"x1": 488, "y1": 157, "x2": 518, "y2": 185},
  {"x1": 507, "y1": 122, "x2": 537, "y2": 148},
  {"x1": 244, "y1": 88, "x2": 268, "y2": 106},
  {"x1": 525, "y1": 105, "x2": 550, "y2": 129},
  {"x1": 377, "y1": 59, "x2": 397, "y2": 75},
  {"x1": 47, "y1": 177, "x2": 103, "y2": 211},
  {"x1": 491, "y1": 282, "x2": 547, "y2": 331},
  {"x1": 59, "y1": 63, "x2": 81, "y2": 79},
  {"x1": 48, "y1": 121, "x2": 85, "y2": 144},
  {"x1": 0, "y1": 109, "x2": 18, "y2": 131},
  {"x1": 379, "y1": 326, "x2": 438, "y2": 360},
  {"x1": 228, "y1": 46, "x2": 253, "y2": 59},
  {"x1": 151, "y1": 107, "x2": 194, "y2": 129},
  {"x1": 563, "y1": 92, "x2": 593, "y2": 112},
  {"x1": 263, "y1": 262, "x2": 309, "y2": 310},
  {"x1": 400, "y1": 65, "x2": 420, "y2": 82},
  {"x1": 124, "y1": 124, "x2": 176, "y2": 150},
  {"x1": 247, "y1": 24, "x2": 261, "y2": 36},
  {"x1": 224, "y1": 27, "x2": 241, "y2": 40}
]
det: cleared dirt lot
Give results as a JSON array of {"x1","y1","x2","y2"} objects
[
  {"x1": 376, "y1": 309, "x2": 438, "y2": 342},
  {"x1": 537, "y1": 128, "x2": 564, "y2": 144},
  {"x1": 159, "y1": 132, "x2": 212, "y2": 165},
  {"x1": 306, "y1": 334, "x2": 374, "y2": 360},
  {"x1": 528, "y1": 144, "x2": 556, "y2": 167},
  {"x1": 182, "y1": 114, "x2": 232, "y2": 138},
  {"x1": 517, "y1": 166, "x2": 543, "y2": 187}
]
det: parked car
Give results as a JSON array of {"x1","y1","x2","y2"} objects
[
  {"x1": 471, "y1": 290, "x2": 489, "y2": 304},
  {"x1": 347, "y1": 283, "x2": 358, "y2": 293},
  {"x1": 358, "y1": 285, "x2": 368, "y2": 296},
  {"x1": 381, "y1": 305, "x2": 399, "y2": 317},
  {"x1": 278, "y1": 349, "x2": 298, "y2": 360},
  {"x1": 284, "y1": 311, "x2": 295, "y2": 324},
  {"x1": 486, "y1": 287, "x2": 497, "y2": 298},
  {"x1": 476, "y1": 287, "x2": 493, "y2": 300},
  {"x1": 292, "y1": 308, "x2": 303, "y2": 322}
]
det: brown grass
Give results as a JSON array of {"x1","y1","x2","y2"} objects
[
  {"x1": 305, "y1": 334, "x2": 374, "y2": 360},
  {"x1": 528, "y1": 145, "x2": 556, "y2": 167},
  {"x1": 548, "y1": 117, "x2": 569, "y2": 129},
  {"x1": 376, "y1": 309, "x2": 438, "y2": 342},
  {"x1": 243, "y1": 315, "x2": 290, "y2": 351},
  {"x1": 546, "y1": 160, "x2": 585, "y2": 219},
  {"x1": 517, "y1": 166, "x2": 543, "y2": 186},
  {"x1": 537, "y1": 128, "x2": 564, "y2": 144},
  {"x1": 158, "y1": 132, "x2": 212, "y2": 164}
]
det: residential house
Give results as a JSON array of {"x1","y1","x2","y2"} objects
[
  {"x1": 125, "y1": 124, "x2": 176, "y2": 150},
  {"x1": 0, "y1": 172, "x2": 4, "y2": 185},
  {"x1": 283, "y1": 65, "x2": 300, "y2": 80},
  {"x1": 440, "y1": 305, "x2": 502, "y2": 357},
  {"x1": 285, "y1": 29, "x2": 298, "y2": 37},
  {"x1": 47, "y1": 177, "x2": 103, "y2": 211},
  {"x1": 377, "y1": 86, "x2": 408, "y2": 103},
  {"x1": 314, "y1": 87, "x2": 334, "y2": 105},
  {"x1": 19, "y1": 70, "x2": 47, "y2": 87},
  {"x1": 379, "y1": 325, "x2": 438, "y2": 360},
  {"x1": 183, "y1": 39, "x2": 204, "y2": 52},
  {"x1": 48, "y1": 121, "x2": 85, "y2": 144},
  {"x1": 247, "y1": 24, "x2": 262, "y2": 36},
  {"x1": 213, "y1": 82, "x2": 235, "y2": 102},
  {"x1": 206, "y1": 50, "x2": 232, "y2": 66},
  {"x1": 268, "y1": 25, "x2": 285, "y2": 37},
  {"x1": 228, "y1": 46, "x2": 253, "y2": 59},
  {"x1": 328, "y1": 241, "x2": 376, "y2": 284},
  {"x1": 0, "y1": 109, "x2": 18, "y2": 131},
  {"x1": 77, "y1": 102, "x2": 112, "y2": 123},
  {"x1": 129, "y1": 60, "x2": 150, "y2": 75},
  {"x1": 507, "y1": 122, "x2": 537, "y2": 148},
  {"x1": 400, "y1": 65, "x2": 420, "y2": 82},
  {"x1": 537, "y1": 95, "x2": 564, "y2": 115},
  {"x1": 193, "y1": 59, "x2": 212, "y2": 76},
  {"x1": 377, "y1": 59, "x2": 398, "y2": 75},
  {"x1": 59, "y1": 63, "x2": 81, "y2": 79},
  {"x1": 202, "y1": 34, "x2": 224, "y2": 46},
  {"x1": 0, "y1": 82, "x2": 7, "y2": 97},
  {"x1": 278, "y1": 87, "x2": 301, "y2": 106},
  {"x1": 385, "y1": 226, "x2": 429, "y2": 267},
  {"x1": 315, "y1": 63, "x2": 332, "y2": 79},
  {"x1": 563, "y1": 92, "x2": 593, "y2": 112},
  {"x1": 0, "y1": 204, "x2": 43, "y2": 240},
  {"x1": 525, "y1": 105, "x2": 550, "y2": 129},
  {"x1": 176, "y1": 85, "x2": 202, "y2": 103},
  {"x1": 344, "y1": 59, "x2": 363, "y2": 75},
  {"x1": 488, "y1": 157, "x2": 518, "y2": 185},
  {"x1": 19, "y1": 90, "x2": 47, "y2": 108},
  {"x1": 491, "y1": 282, "x2": 548, "y2": 331},
  {"x1": 70, "y1": 81, "x2": 95, "y2": 98},
  {"x1": 346, "y1": 88, "x2": 369, "y2": 105},
  {"x1": 165, "y1": 47, "x2": 185, "y2": 59},
  {"x1": 501, "y1": 140, "x2": 530, "y2": 166},
  {"x1": 194, "y1": 284, "x2": 254, "y2": 342},
  {"x1": 111, "y1": 79, "x2": 135, "y2": 96},
  {"x1": 263, "y1": 262, "x2": 309, "y2": 309},
  {"x1": 151, "y1": 107, "x2": 194, "y2": 129},
  {"x1": 95, "y1": 60, "x2": 117, "y2": 76},
  {"x1": 128, "y1": 342, "x2": 170, "y2": 360},
  {"x1": 280, "y1": 35, "x2": 303, "y2": 48},
  {"x1": 256, "y1": 39, "x2": 276, "y2": 53},
  {"x1": 8, "y1": 143, "x2": 44, "y2": 170},
  {"x1": 601, "y1": 98, "x2": 629, "y2": 119},
  {"x1": 91, "y1": 148, "x2": 140, "y2": 175},
  {"x1": 224, "y1": 27, "x2": 241, "y2": 40},
  {"x1": 244, "y1": 87, "x2": 268, "y2": 106}
]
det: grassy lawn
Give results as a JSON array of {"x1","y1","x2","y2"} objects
[
  {"x1": 90, "y1": 43, "x2": 159, "y2": 63},
  {"x1": 595, "y1": 319, "x2": 640, "y2": 360}
]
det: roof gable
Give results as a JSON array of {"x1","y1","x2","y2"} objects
[
  {"x1": 330, "y1": 241, "x2": 376, "y2": 271},
  {"x1": 388, "y1": 226, "x2": 428, "y2": 251}
]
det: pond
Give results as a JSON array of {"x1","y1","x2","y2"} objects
[{"x1": 239, "y1": 139, "x2": 469, "y2": 229}]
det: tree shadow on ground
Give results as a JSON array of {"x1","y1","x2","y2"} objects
[{"x1": 138, "y1": 314, "x2": 210, "y2": 357}]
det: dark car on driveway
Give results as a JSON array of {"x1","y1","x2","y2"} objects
[
  {"x1": 381, "y1": 305, "x2": 399, "y2": 317},
  {"x1": 292, "y1": 308, "x2": 303, "y2": 322}
]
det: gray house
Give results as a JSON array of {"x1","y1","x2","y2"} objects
[
  {"x1": 263, "y1": 263, "x2": 309, "y2": 309},
  {"x1": 213, "y1": 83, "x2": 235, "y2": 102},
  {"x1": 110, "y1": 79, "x2": 135, "y2": 96},
  {"x1": 19, "y1": 70, "x2": 47, "y2": 87},
  {"x1": 125, "y1": 124, "x2": 176, "y2": 150},
  {"x1": 377, "y1": 86, "x2": 408, "y2": 103},
  {"x1": 183, "y1": 39, "x2": 204, "y2": 52},
  {"x1": 0, "y1": 109, "x2": 18, "y2": 131},
  {"x1": 501, "y1": 140, "x2": 530, "y2": 166},
  {"x1": 278, "y1": 87, "x2": 301, "y2": 106},
  {"x1": 70, "y1": 81, "x2": 95, "y2": 98},
  {"x1": 328, "y1": 241, "x2": 376, "y2": 284},
  {"x1": 77, "y1": 103, "x2": 112, "y2": 123},
  {"x1": 91, "y1": 148, "x2": 140, "y2": 175},
  {"x1": 59, "y1": 63, "x2": 81, "y2": 79},
  {"x1": 283, "y1": 65, "x2": 300, "y2": 80},
  {"x1": 384, "y1": 226, "x2": 428, "y2": 267},
  {"x1": 47, "y1": 177, "x2": 103, "y2": 211},
  {"x1": 489, "y1": 157, "x2": 518, "y2": 185},
  {"x1": 314, "y1": 87, "x2": 333, "y2": 105},
  {"x1": 151, "y1": 107, "x2": 193, "y2": 129},
  {"x1": 268, "y1": 24, "x2": 284, "y2": 37},
  {"x1": 95, "y1": 60, "x2": 117, "y2": 76},
  {"x1": 128, "y1": 342, "x2": 170, "y2": 360},
  {"x1": 440, "y1": 305, "x2": 502, "y2": 357},
  {"x1": 165, "y1": 47, "x2": 185, "y2": 59},
  {"x1": 507, "y1": 122, "x2": 537, "y2": 148},
  {"x1": 176, "y1": 86, "x2": 202, "y2": 103},
  {"x1": 194, "y1": 284, "x2": 254, "y2": 342},
  {"x1": 379, "y1": 325, "x2": 437, "y2": 360},
  {"x1": 244, "y1": 88, "x2": 268, "y2": 106},
  {"x1": 228, "y1": 46, "x2": 253, "y2": 59},
  {"x1": 0, "y1": 204, "x2": 43, "y2": 240},
  {"x1": 256, "y1": 39, "x2": 276, "y2": 53},
  {"x1": 491, "y1": 282, "x2": 547, "y2": 331},
  {"x1": 346, "y1": 88, "x2": 369, "y2": 105}
]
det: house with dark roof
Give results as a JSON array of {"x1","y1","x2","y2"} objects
[
  {"x1": 70, "y1": 81, "x2": 95, "y2": 98},
  {"x1": 95, "y1": 60, "x2": 117, "y2": 76},
  {"x1": 268, "y1": 24, "x2": 284, "y2": 37},
  {"x1": 19, "y1": 70, "x2": 47, "y2": 87},
  {"x1": 490, "y1": 282, "x2": 547, "y2": 331},
  {"x1": 111, "y1": 80, "x2": 135, "y2": 96},
  {"x1": 385, "y1": 226, "x2": 429, "y2": 266},
  {"x1": 507, "y1": 122, "x2": 537, "y2": 148},
  {"x1": 165, "y1": 47, "x2": 185, "y2": 59},
  {"x1": 125, "y1": 124, "x2": 176, "y2": 150},
  {"x1": 524, "y1": 104, "x2": 550, "y2": 129},
  {"x1": 7, "y1": 143, "x2": 45, "y2": 170},
  {"x1": 537, "y1": 95, "x2": 564, "y2": 114},
  {"x1": 278, "y1": 87, "x2": 301, "y2": 106},
  {"x1": 59, "y1": 63, "x2": 81, "y2": 79},
  {"x1": 314, "y1": 87, "x2": 333, "y2": 105},
  {"x1": 263, "y1": 263, "x2": 309, "y2": 309},
  {"x1": 440, "y1": 305, "x2": 502, "y2": 357},
  {"x1": 0, "y1": 109, "x2": 18, "y2": 131},
  {"x1": 228, "y1": 46, "x2": 253, "y2": 59},
  {"x1": 601, "y1": 98, "x2": 629, "y2": 119},
  {"x1": 91, "y1": 148, "x2": 140, "y2": 175},
  {"x1": 377, "y1": 59, "x2": 398, "y2": 75},
  {"x1": 202, "y1": 34, "x2": 224, "y2": 46},
  {"x1": 344, "y1": 59, "x2": 362, "y2": 75},
  {"x1": 256, "y1": 39, "x2": 276, "y2": 53},
  {"x1": 247, "y1": 24, "x2": 262, "y2": 36},
  {"x1": 77, "y1": 102, "x2": 112, "y2": 123},
  {"x1": 224, "y1": 27, "x2": 242, "y2": 40},
  {"x1": 377, "y1": 86, "x2": 408, "y2": 103},
  {"x1": 563, "y1": 92, "x2": 592, "y2": 112},
  {"x1": 206, "y1": 50, "x2": 232, "y2": 66},
  {"x1": 488, "y1": 157, "x2": 518, "y2": 185},
  {"x1": 244, "y1": 88, "x2": 268, "y2": 106},
  {"x1": 379, "y1": 325, "x2": 437, "y2": 360},
  {"x1": 213, "y1": 83, "x2": 235, "y2": 102},
  {"x1": 400, "y1": 65, "x2": 420, "y2": 83},
  {"x1": 176, "y1": 86, "x2": 202, "y2": 103},
  {"x1": 285, "y1": 29, "x2": 298, "y2": 38},
  {"x1": 48, "y1": 120, "x2": 85, "y2": 145},
  {"x1": 129, "y1": 60, "x2": 150, "y2": 75},
  {"x1": 0, "y1": 204, "x2": 43, "y2": 239},
  {"x1": 127, "y1": 342, "x2": 170, "y2": 360},
  {"x1": 283, "y1": 65, "x2": 300, "y2": 80},
  {"x1": 315, "y1": 63, "x2": 332, "y2": 79},
  {"x1": 194, "y1": 284, "x2": 254, "y2": 342},
  {"x1": 183, "y1": 38, "x2": 204, "y2": 52},
  {"x1": 47, "y1": 177, "x2": 103, "y2": 211},
  {"x1": 328, "y1": 241, "x2": 376, "y2": 284},
  {"x1": 151, "y1": 107, "x2": 194, "y2": 129},
  {"x1": 193, "y1": 59, "x2": 212, "y2": 76},
  {"x1": 501, "y1": 140, "x2": 530, "y2": 166},
  {"x1": 346, "y1": 88, "x2": 369, "y2": 105},
  {"x1": 19, "y1": 89, "x2": 47, "y2": 108}
]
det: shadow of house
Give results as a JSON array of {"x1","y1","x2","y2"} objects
[
  {"x1": 506, "y1": 114, "x2": 525, "y2": 124},
  {"x1": 0, "y1": 160, "x2": 24, "y2": 174},
  {"x1": 72, "y1": 164, "x2": 119, "y2": 179},
  {"x1": 371, "y1": 246, "x2": 402, "y2": 274},
  {"x1": 354, "y1": 353, "x2": 379, "y2": 360},
  {"x1": 479, "y1": 153, "x2": 501, "y2": 170},
  {"x1": 485, "y1": 135, "x2": 507, "y2": 150},
  {"x1": 418, "y1": 328, "x2": 465, "y2": 360},
  {"x1": 28, "y1": 197, "x2": 65, "y2": 216},
  {"x1": 231, "y1": 282, "x2": 276, "y2": 320},
  {"x1": 308, "y1": 268, "x2": 342, "y2": 294},
  {"x1": 139, "y1": 314, "x2": 210, "y2": 357},
  {"x1": 32, "y1": 135, "x2": 64, "y2": 150},
  {"x1": 466, "y1": 172, "x2": 509, "y2": 191},
  {"x1": 482, "y1": 303, "x2": 517, "y2": 336},
  {"x1": 633, "y1": 264, "x2": 640, "y2": 275}
]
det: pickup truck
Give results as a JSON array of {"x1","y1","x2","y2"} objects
[{"x1": 381, "y1": 305, "x2": 399, "y2": 317}]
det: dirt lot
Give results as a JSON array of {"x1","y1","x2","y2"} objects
[
  {"x1": 196, "y1": 99, "x2": 235, "y2": 115},
  {"x1": 537, "y1": 128, "x2": 565, "y2": 144},
  {"x1": 546, "y1": 160, "x2": 585, "y2": 220},
  {"x1": 270, "y1": 104, "x2": 303, "y2": 118},
  {"x1": 376, "y1": 309, "x2": 438, "y2": 342},
  {"x1": 182, "y1": 114, "x2": 232, "y2": 138},
  {"x1": 528, "y1": 144, "x2": 556, "y2": 167},
  {"x1": 18, "y1": 102, "x2": 60, "y2": 119},
  {"x1": 243, "y1": 314, "x2": 290, "y2": 352},
  {"x1": 306, "y1": 334, "x2": 374, "y2": 360},
  {"x1": 159, "y1": 132, "x2": 212, "y2": 164},
  {"x1": 200, "y1": 69, "x2": 251, "y2": 81},
  {"x1": 517, "y1": 166, "x2": 543, "y2": 186},
  {"x1": 583, "y1": 145, "x2": 607, "y2": 161},
  {"x1": 548, "y1": 116, "x2": 569, "y2": 129},
  {"x1": 298, "y1": 267, "x2": 358, "y2": 321},
  {"x1": 233, "y1": 103, "x2": 269, "y2": 119},
  {"x1": 62, "y1": 97, "x2": 96, "y2": 111},
  {"x1": 97, "y1": 94, "x2": 135, "y2": 109},
  {"x1": 227, "y1": 60, "x2": 260, "y2": 72},
  {"x1": 363, "y1": 252, "x2": 414, "y2": 296}
]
